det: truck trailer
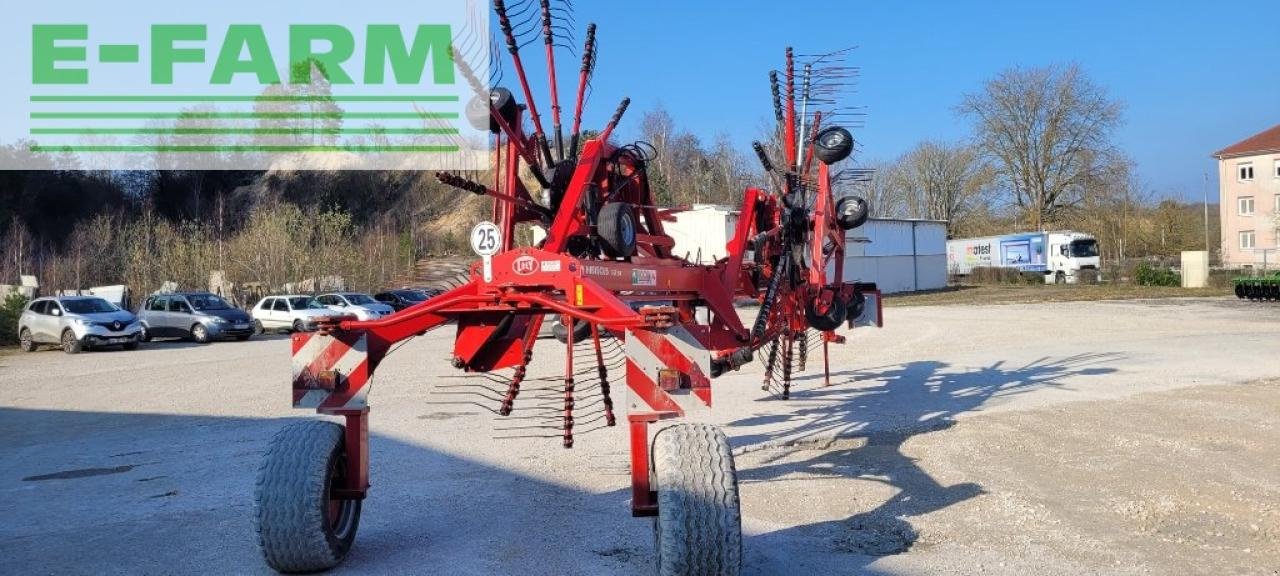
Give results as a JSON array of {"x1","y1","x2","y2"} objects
[{"x1": 947, "y1": 231, "x2": 1101, "y2": 284}]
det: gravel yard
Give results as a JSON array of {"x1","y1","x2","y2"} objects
[{"x1": 2, "y1": 297, "x2": 1278, "y2": 575}]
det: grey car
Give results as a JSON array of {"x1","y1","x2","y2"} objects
[
  {"x1": 17, "y1": 296, "x2": 143, "y2": 354},
  {"x1": 137, "y1": 292, "x2": 254, "y2": 343}
]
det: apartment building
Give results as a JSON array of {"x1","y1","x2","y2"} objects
[{"x1": 1213, "y1": 124, "x2": 1280, "y2": 268}]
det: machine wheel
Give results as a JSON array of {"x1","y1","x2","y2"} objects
[
  {"x1": 19, "y1": 329, "x2": 36, "y2": 352},
  {"x1": 552, "y1": 318, "x2": 593, "y2": 344},
  {"x1": 292, "y1": 319, "x2": 304, "y2": 334},
  {"x1": 652, "y1": 423, "x2": 742, "y2": 576},
  {"x1": 191, "y1": 323, "x2": 210, "y2": 344},
  {"x1": 61, "y1": 330, "x2": 83, "y2": 354},
  {"x1": 805, "y1": 295, "x2": 848, "y2": 332},
  {"x1": 598, "y1": 202, "x2": 638, "y2": 259},
  {"x1": 255, "y1": 420, "x2": 362, "y2": 573},
  {"x1": 834, "y1": 196, "x2": 869, "y2": 230}
]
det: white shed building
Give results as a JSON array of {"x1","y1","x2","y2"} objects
[
  {"x1": 660, "y1": 207, "x2": 948, "y2": 294},
  {"x1": 841, "y1": 218, "x2": 948, "y2": 293}
]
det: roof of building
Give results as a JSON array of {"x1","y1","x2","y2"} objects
[{"x1": 1213, "y1": 123, "x2": 1280, "y2": 159}]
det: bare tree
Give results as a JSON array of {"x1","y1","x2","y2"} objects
[
  {"x1": 958, "y1": 64, "x2": 1123, "y2": 231},
  {"x1": 846, "y1": 159, "x2": 908, "y2": 219},
  {"x1": 890, "y1": 141, "x2": 994, "y2": 236}
]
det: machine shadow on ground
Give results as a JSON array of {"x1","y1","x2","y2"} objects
[{"x1": 728, "y1": 353, "x2": 1121, "y2": 566}]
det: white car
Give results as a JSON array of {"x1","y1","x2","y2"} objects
[
  {"x1": 251, "y1": 295, "x2": 334, "y2": 333},
  {"x1": 316, "y1": 293, "x2": 395, "y2": 321}
]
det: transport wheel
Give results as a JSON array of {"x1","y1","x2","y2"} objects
[
  {"x1": 1055, "y1": 271, "x2": 1066, "y2": 284},
  {"x1": 122, "y1": 340, "x2": 139, "y2": 351},
  {"x1": 292, "y1": 319, "x2": 304, "y2": 334},
  {"x1": 19, "y1": 329, "x2": 36, "y2": 352},
  {"x1": 805, "y1": 295, "x2": 848, "y2": 332},
  {"x1": 254, "y1": 319, "x2": 266, "y2": 335},
  {"x1": 140, "y1": 325, "x2": 153, "y2": 342},
  {"x1": 255, "y1": 420, "x2": 362, "y2": 573},
  {"x1": 1235, "y1": 284, "x2": 1245, "y2": 299},
  {"x1": 237, "y1": 333, "x2": 253, "y2": 341},
  {"x1": 552, "y1": 318, "x2": 592, "y2": 344},
  {"x1": 191, "y1": 324, "x2": 210, "y2": 344},
  {"x1": 598, "y1": 202, "x2": 638, "y2": 259},
  {"x1": 652, "y1": 423, "x2": 742, "y2": 576},
  {"x1": 61, "y1": 330, "x2": 83, "y2": 354}
]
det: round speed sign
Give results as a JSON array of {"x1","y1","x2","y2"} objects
[{"x1": 470, "y1": 221, "x2": 502, "y2": 256}]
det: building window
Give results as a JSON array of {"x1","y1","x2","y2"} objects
[
  {"x1": 1275, "y1": 194, "x2": 1280, "y2": 213},
  {"x1": 1275, "y1": 159, "x2": 1280, "y2": 178},
  {"x1": 1238, "y1": 163, "x2": 1254, "y2": 181},
  {"x1": 1239, "y1": 196, "x2": 1255, "y2": 215},
  {"x1": 1240, "y1": 230, "x2": 1255, "y2": 249}
]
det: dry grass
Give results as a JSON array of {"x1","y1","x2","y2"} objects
[{"x1": 884, "y1": 283, "x2": 1232, "y2": 307}]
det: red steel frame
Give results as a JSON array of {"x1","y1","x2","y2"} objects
[{"x1": 293, "y1": 97, "x2": 880, "y2": 516}]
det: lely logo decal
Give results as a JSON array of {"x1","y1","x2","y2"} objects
[{"x1": 512, "y1": 255, "x2": 537, "y2": 275}]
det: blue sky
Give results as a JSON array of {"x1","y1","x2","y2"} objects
[{"x1": 559, "y1": 0, "x2": 1279, "y2": 200}]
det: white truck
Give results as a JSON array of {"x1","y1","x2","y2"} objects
[{"x1": 947, "y1": 231, "x2": 1101, "y2": 284}]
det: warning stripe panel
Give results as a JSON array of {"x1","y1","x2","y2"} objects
[{"x1": 292, "y1": 333, "x2": 370, "y2": 410}]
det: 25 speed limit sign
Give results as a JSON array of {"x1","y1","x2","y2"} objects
[
  {"x1": 470, "y1": 222, "x2": 501, "y2": 256},
  {"x1": 470, "y1": 222, "x2": 501, "y2": 281}
]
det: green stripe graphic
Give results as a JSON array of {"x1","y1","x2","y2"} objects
[
  {"x1": 31, "y1": 112, "x2": 458, "y2": 119},
  {"x1": 31, "y1": 95, "x2": 459, "y2": 102},
  {"x1": 29, "y1": 145, "x2": 461, "y2": 153},
  {"x1": 31, "y1": 127, "x2": 459, "y2": 135}
]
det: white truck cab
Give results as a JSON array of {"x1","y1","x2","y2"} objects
[{"x1": 1044, "y1": 231, "x2": 1101, "y2": 284}]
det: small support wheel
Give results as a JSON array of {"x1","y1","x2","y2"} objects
[
  {"x1": 598, "y1": 202, "x2": 638, "y2": 259},
  {"x1": 552, "y1": 318, "x2": 592, "y2": 344},
  {"x1": 254, "y1": 420, "x2": 362, "y2": 573},
  {"x1": 652, "y1": 423, "x2": 742, "y2": 576}
]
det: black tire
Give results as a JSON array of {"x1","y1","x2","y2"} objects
[
  {"x1": 652, "y1": 423, "x2": 742, "y2": 576},
  {"x1": 598, "y1": 202, "x2": 638, "y2": 259},
  {"x1": 236, "y1": 334, "x2": 253, "y2": 342},
  {"x1": 1055, "y1": 271, "x2": 1066, "y2": 285},
  {"x1": 254, "y1": 319, "x2": 265, "y2": 335},
  {"x1": 552, "y1": 319, "x2": 593, "y2": 344},
  {"x1": 292, "y1": 319, "x2": 304, "y2": 334},
  {"x1": 19, "y1": 328, "x2": 36, "y2": 352},
  {"x1": 191, "y1": 323, "x2": 210, "y2": 344},
  {"x1": 813, "y1": 126, "x2": 854, "y2": 165},
  {"x1": 834, "y1": 196, "x2": 869, "y2": 230},
  {"x1": 61, "y1": 329, "x2": 83, "y2": 354},
  {"x1": 1235, "y1": 284, "x2": 1246, "y2": 299},
  {"x1": 255, "y1": 420, "x2": 362, "y2": 573},
  {"x1": 122, "y1": 341, "x2": 139, "y2": 351},
  {"x1": 806, "y1": 295, "x2": 848, "y2": 332},
  {"x1": 140, "y1": 325, "x2": 153, "y2": 342}
]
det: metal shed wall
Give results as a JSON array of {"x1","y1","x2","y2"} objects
[{"x1": 841, "y1": 219, "x2": 948, "y2": 293}]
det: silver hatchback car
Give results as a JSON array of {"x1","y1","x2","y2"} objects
[{"x1": 17, "y1": 296, "x2": 143, "y2": 354}]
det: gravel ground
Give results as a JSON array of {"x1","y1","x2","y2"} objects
[{"x1": 1, "y1": 296, "x2": 1278, "y2": 575}]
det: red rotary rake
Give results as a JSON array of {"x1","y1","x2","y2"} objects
[{"x1": 253, "y1": 3, "x2": 881, "y2": 574}]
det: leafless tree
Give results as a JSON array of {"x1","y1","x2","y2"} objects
[
  {"x1": 958, "y1": 64, "x2": 1123, "y2": 231},
  {"x1": 890, "y1": 141, "x2": 994, "y2": 236}
]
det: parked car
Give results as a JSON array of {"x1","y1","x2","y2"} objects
[
  {"x1": 251, "y1": 295, "x2": 333, "y2": 333},
  {"x1": 316, "y1": 292, "x2": 395, "y2": 320},
  {"x1": 17, "y1": 296, "x2": 143, "y2": 354},
  {"x1": 373, "y1": 289, "x2": 439, "y2": 312},
  {"x1": 137, "y1": 292, "x2": 254, "y2": 343}
]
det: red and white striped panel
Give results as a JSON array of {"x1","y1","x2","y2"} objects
[
  {"x1": 291, "y1": 331, "x2": 371, "y2": 411},
  {"x1": 624, "y1": 325, "x2": 712, "y2": 416}
]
